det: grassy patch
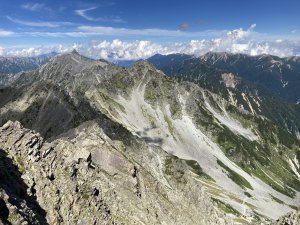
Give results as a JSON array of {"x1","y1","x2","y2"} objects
[
  {"x1": 244, "y1": 192, "x2": 252, "y2": 198},
  {"x1": 141, "y1": 106, "x2": 156, "y2": 127},
  {"x1": 211, "y1": 197, "x2": 241, "y2": 216},
  {"x1": 270, "y1": 195, "x2": 284, "y2": 204},
  {"x1": 296, "y1": 151, "x2": 300, "y2": 167},
  {"x1": 82, "y1": 193, "x2": 89, "y2": 200},
  {"x1": 164, "y1": 155, "x2": 186, "y2": 183},
  {"x1": 252, "y1": 165, "x2": 296, "y2": 198},
  {"x1": 289, "y1": 204, "x2": 298, "y2": 210},
  {"x1": 185, "y1": 159, "x2": 215, "y2": 181},
  {"x1": 217, "y1": 159, "x2": 253, "y2": 190},
  {"x1": 164, "y1": 115, "x2": 176, "y2": 139},
  {"x1": 15, "y1": 155, "x2": 25, "y2": 174}
]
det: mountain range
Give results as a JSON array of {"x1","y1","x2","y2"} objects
[
  {"x1": 0, "y1": 50, "x2": 300, "y2": 225},
  {"x1": 0, "y1": 52, "x2": 57, "y2": 87},
  {"x1": 148, "y1": 53, "x2": 300, "y2": 138}
]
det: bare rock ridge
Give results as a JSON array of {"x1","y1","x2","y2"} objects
[{"x1": 0, "y1": 120, "x2": 232, "y2": 225}]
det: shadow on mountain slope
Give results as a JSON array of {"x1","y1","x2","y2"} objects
[
  {"x1": 0, "y1": 148, "x2": 48, "y2": 225},
  {"x1": 0, "y1": 81, "x2": 165, "y2": 147},
  {"x1": 136, "y1": 126, "x2": 164, "y2": 146},
  {"x1": 0, "y1": 92, "x2": 143, "y2": 150}
]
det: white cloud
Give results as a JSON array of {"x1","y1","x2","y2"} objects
[
  {"x1": 2, "y1": 24, "x2": 300, "y2": 59},
  {"x1": 0, "y1": 29, "x2": 14, "y2": 37},
  {"x1": 21, "y1": 3, "x2": 45, "y2": 11},
  {"x1": 75, "y1": 7, "x2": 98, "y2": 21},
  {"x1": 0, "y1": 46, "x2": 4, "y2": 56},
  {"x1": 85, "y1": 40, "x2": 163, "y2": 60},
  {"x1": 17, "y1": 26, "x2": 222, "y2": 38},
  {"x1": 7, "y1": 48, "x2": 43, "y2": 57},
  {"x1": 77, "y1": 25, "x2": 221, "y2": 37},
  {"x1": 7, "y1": 16, "x2": 73, "y2": 28},
  {"x1": 75, "y1": 7, "x2": 125, "y2": 23}
]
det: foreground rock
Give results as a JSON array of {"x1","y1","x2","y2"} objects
[
  {"x1": 272, "y1": 211, "x2": 300, "y2": 225},
  {"x1": 0, "y1": 120, "x2": 234, "y2": 225}
]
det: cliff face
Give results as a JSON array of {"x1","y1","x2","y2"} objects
[{"x1": 0, "y1": 120, "x2": 232, "y2": 225}]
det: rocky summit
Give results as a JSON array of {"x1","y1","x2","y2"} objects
[{"x1": 0, "y1": 51, "x2": 300, "y2": 225}]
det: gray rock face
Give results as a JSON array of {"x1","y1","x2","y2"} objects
[{"x1": 0, "y1": 120, "x2": 233, "y2": 225}]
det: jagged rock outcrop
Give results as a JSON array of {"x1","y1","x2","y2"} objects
[
  {"x1": 272, "y1": 211, "x2": 300, "y2": 225},
  {"x1": 0, "y1": 120, "x2": 234, "y2": 225}
]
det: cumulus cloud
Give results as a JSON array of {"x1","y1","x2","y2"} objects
[
  {"x1": 85, "y1": 40, "x2": 164, "y2": 60},
  {"x1": 2, "y1": 24, "x2": 300, "y2": 59},
  {"x1": 0, "y1": 46, "x2": 4, "y2": 56},
  {"x1": 4, "y1": 44, "x2": 82, "y2": 57},
  {"x1": 5, "y1": 48, "x2": 44, "y2": 57}
]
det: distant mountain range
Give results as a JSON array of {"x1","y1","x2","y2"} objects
[
  {"x1": 0, "y1": 52, "x2": 57, "y2": 86},
  {"x1": 119, "y1": 52, "x2": 300, "y2": 104},
  {"x1": 148, "y1": 53, "x2": 300, "y2": 138},
  {"x1": 0, "y1": 52, "x2": 57, "y2": 74},
  {"x1": 200, "y1": 52, "x2": 300, "y2": 104}
]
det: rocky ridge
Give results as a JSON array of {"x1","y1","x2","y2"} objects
[{"x1": 0, "y1": 120, "x2": 233, "y2": 225}]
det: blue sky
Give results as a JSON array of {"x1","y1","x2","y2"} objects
[{"x1": 0, "y1": 0, "x2": 299, "y2": 59}]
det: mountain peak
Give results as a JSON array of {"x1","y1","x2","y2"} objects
[
  {"x1": 71, "y1": 49, "x2": 79, "y2": 55},
  {"x1": 12, "y1": 51, "x2": 98, "y2": 86},
  {"x1": 54, "y1": 51, "x2": 94, "y2": 64},
  {"x1": 131, "y1": 60, "x2": 156, "y2": 70},
  {"x1": 129, "y1": 60, "x2": 161, "y2": 76}
]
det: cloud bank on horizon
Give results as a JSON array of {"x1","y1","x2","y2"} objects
[
  {"x1": 1, "y1": 24, "x2": 300, "y2": 60},
  {"x1": 0, "y1": 0, "x2": 300, "y2": 60}
]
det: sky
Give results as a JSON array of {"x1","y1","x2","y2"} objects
[{"x1": 0, "y1": 0, "x2": 300, "y2": 60}]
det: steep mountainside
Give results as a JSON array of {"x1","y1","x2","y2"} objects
[
  {"x1": 200, "y1": 52, "x2": 300, "y2": 103},
  {"x1": 148, "y1": 53, "x2": 193, "y2": 74},
  {"x1": 1, "y1": 51, "x2": 300, "y2": 224},
  {"x1": 148, "y1": 54, "x2": 300, "y2": 138}
]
